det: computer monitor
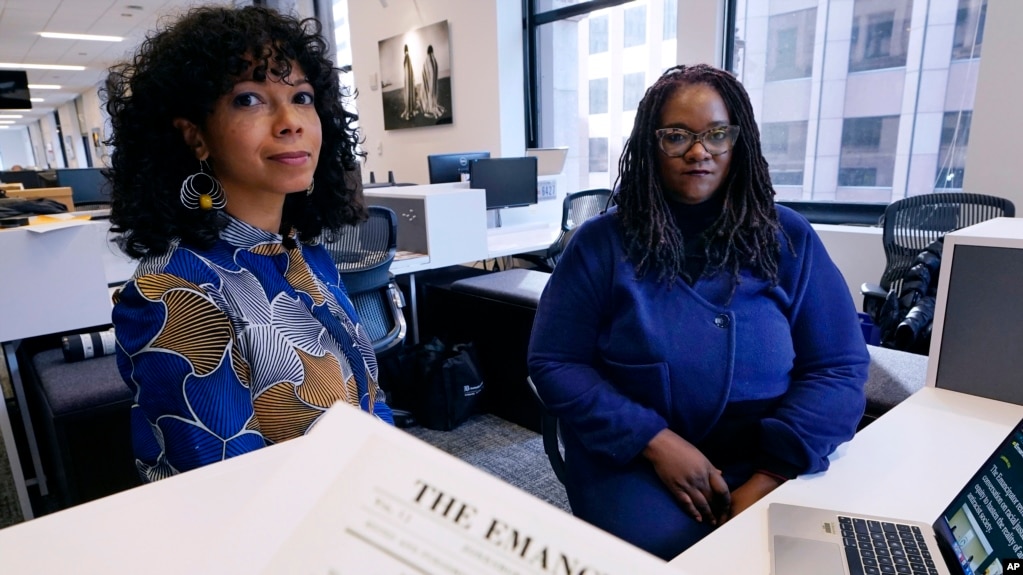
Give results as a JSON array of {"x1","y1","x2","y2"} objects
[
  {"x1": 927, "y1": 217, "x2": 1023, "y2": 405},
  {"x1": 469, "y1": 156, "x2": 538, "y2": 210},
  {"x1": 55, "y1": 167, "x2": 111, "y2": 206},
  {"x1": 427, "y1": 151, "x2": 490, "y2": 184},
  {"x1": 0, "y1": 170, "x2": 43, "y2": 189}
]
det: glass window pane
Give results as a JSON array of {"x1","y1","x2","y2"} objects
[
  {"x1": 590, "y1": 15, "x2": 609, "y2": 54},
  {"x1": 589, "y1": 78, "x2": 608, "y2": 114},
  {"x1": 731, "y1": 0, "x2": 986, "y2": 203},
  {"x1": 663, "y1": 0, "x2": 677, "y2": 41},
  {"x1": 849, "y1": 0, "x2": 913, "y2": 73},
  {"x1": 623, "y1": 72, "x2": 645, "y2": 112},
  {"x1": 766, "y1": 9, "x2": 817, "y2": 81},
  {"x1": 624, "y1": 6, "x2": 646, "y2": 48},
  {"x1": 589, "y1": 137, "x2": 609, "y2": 172}
]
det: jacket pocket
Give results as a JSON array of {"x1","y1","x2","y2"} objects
[{"x1": 601, "y1": 358, "x2": 671, "y2": 417}]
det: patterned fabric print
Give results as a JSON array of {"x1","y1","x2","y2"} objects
[{"x1": 113, "y1": 213, "x2": 392, "y2": 482}]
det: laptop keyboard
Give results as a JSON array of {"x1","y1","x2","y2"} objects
[{"x1": 839, "y1": 516, "x2": 940, "y2": 575}]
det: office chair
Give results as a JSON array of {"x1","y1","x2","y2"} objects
[
  {"x1": 322, "y1": 206, "x2": 407, "y2": 358},
  {"x1": 516, "y1": 188, "x2": 613, "y2": 272},
  {"x1": 861, "y1": 192, "x2": 1015, "y2": 337},
  {"x1": 525, "y1": 376, "x2": 566, "y2": 485}
]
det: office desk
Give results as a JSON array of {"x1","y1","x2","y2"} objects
[
  {"x1": 486, "y1": 222, "x2": 560, "y2": 259},
  {"x1": 668, "y1": 386, "x2": 1023, "y2": 573}
]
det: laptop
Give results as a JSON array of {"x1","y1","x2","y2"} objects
[{"x1": 769, "y1": 416, "x2": 1023, "y2": 575}]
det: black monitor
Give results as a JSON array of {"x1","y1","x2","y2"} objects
[
  {"x1": 0, "y1": 70, "x2": 32, "y2": 110},
  {"x1": 0, "y1": 170, "x2": 43, "y2": 189},
  {"x1": 469, "y1": 157, "x2": 538, "y2": 210},
  {"x1": 427, "y1": 151, "x2": 490, "y2": 184},
  {"x1": 55, "y1": 168, "x2": 111, "y2": 205}
]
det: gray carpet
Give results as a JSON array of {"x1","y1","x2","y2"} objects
[{"x1": 405, "y1": 414, "x2": 570, "y2": 512}]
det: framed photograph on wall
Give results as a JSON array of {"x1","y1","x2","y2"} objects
[{"x1": 378, "y1": 20, "x2": 453, "y2": 130}]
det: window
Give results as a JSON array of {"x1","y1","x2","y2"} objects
[
  {"x1": 624, "y1": 6, "x2": 646, "y2": 48},
  {"x1": 527, "y1": 1, "x2": 677, "y2": 191},
  {"x1": 589, "y1": 137, "x2": 609, "y2": 172},
  {"x1": 623, "y1": 72, "x2": 645, "y2": 112},
  {"x1": 936, "y1": 111, "x2": 972, "y2": 190},
  {"x1": 766, "y1": 9, "x2": 816, "y2": 81},
  {"x1": 849, "y1": 1, "x2": 912, "y2": 73},
  {"x1": 663, "y1": 0, "x2": 677, "y2": 41},
  {"x1": 730, "y1": 0, "x2": 985, "y2": 203},
  {"x1": 590, "y1": 15, "x2": 609, "y2": 54},
  {"x1": 762, "y1": 121, "x2": 808, "y2": 190},
  {"x1": 838, "y1": 116, "x2": 900, "y2": 188},
  {"x1": 952, "y1": 0, "x2": 986, "y2": 60},
  {"x1": 589, "y1": 78, "x2": 608, "y2": 114}
]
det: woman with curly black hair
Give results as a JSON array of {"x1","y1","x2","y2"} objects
[
  {"x1": 106, "y1": 5, "x2": 392, "y2": 483},
  {"x1": 527, "y1": 64, "x2": 869, "y2": 558}
]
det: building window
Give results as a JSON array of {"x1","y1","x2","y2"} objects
[
  {"x1": 589, "y1": 78, "x2": 608, "y2": 114},
  {"x1": 589, "y1": 137, "x2": 609, "y2": 172},
  {"x1": 838, "y1": 116, "x2": 900, "y2": 187},
  {"x1": 623, "y1": 72, "x2": 645, "y2": 112},
  {"x1": 952, "y1": 0, "x2": 986, "y2": 60},
  {"x1": 936, "y1": 111, "x2": 972, "y2": 189},
  {"x1": 849, "y1": 1, "x2": 913, "y2": 73},
  {"x1": 762, "y1": 121, "x2": 808, "y2": 186},
  {"x1": 663, "y1": 0, "x2": 677, "y2": 41},
  {"x1": 590, "y1": 15, "x2": 609, "y2": 54},
  {"x1": 766, "y1": 9, "x2": 816, "y2": 81},
  {"x1": 624, "y1": 5, "x2": 646, "y2": 48}
]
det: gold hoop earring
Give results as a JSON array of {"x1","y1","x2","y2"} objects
[{"x1": 180, "y1": 160, "x2": 226, "y2": 210}]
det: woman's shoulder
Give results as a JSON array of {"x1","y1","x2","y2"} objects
[
  {"x1": 774, "y1": 204, "x2": 819, "y2": 245},
  {"x1": 130, "y1": 239, "x2": 220, "y2": 285}
]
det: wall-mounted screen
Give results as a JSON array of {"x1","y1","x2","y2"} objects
[
  {"x1": 0, "y1": 71, "x2": 32, "y2": 110},
  {"x1": 427, "y1": 151, "x2": 490, "y2": 184},
  {"x1": 469, "y1": 157, "x2": 538, "y2": 210}
]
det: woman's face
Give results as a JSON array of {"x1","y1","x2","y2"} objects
[
  {"x1": 656, "y1": 82, "x2": 733, "y2": 205},
  {"x1": 200, "y1": 61, "x2": 321, "y2": 205}
]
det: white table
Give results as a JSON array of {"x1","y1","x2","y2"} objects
[
  {"x1": 668, "y1": 386, "x2": 1023, "y2": 573},
  {"x1": 486, "y1": 221, "x2": 560, "y2": 259}
]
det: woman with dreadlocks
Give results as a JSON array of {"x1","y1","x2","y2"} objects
[{"x1": 527, "y1": 64, "x2": 868, "y2": 559}]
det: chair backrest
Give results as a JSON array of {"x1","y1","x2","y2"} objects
[
  {"x1": 322, "y1": 206, "x2": 406, "y2": 356},
  {"x1": 878, "y1": 193, "x2": 1015, "y2": 293},
  {"x1": 546, "y1": 188, "x2": 612, "y2": 264}
]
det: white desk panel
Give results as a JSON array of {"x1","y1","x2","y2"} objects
[{"x1": 668, "y1": 386, "x2": 1023, "y2": 573}]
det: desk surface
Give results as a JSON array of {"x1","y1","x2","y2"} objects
[
  {"x1": 486, "y1": 222, "x2": 560, "y2": 259},
  {"x1": 668, "y1": 386, "x2": 1023, "y2": 573}
]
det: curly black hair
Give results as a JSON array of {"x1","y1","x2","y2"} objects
[
  {"x1": 104, "y1": 5, "x2": 364, "y2": 259},
  {"x1": 615, "y1": 64, "x2": 786, "y2": 290}
]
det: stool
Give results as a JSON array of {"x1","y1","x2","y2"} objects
[
  {"x1": 25, "y1": 347, "x2": 138, "y2": 509},
  {"x1": 861, "y1": 344, "x2": 928, "y2": 428},
  {"x1": 446, "y1": 269, "x2": 551, "y2": 431}
]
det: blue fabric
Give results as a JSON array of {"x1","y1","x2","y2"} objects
[
  {"x1": 527, "y1": 205, "x2": 869, "y2": 558},
  {"x1": 113, "y1": 213, "x2": 393, "y2": 482}
]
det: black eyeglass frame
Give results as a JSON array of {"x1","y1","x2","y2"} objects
[{"x1": 654, "y1": 125, "x2": 741, "y2": 157}]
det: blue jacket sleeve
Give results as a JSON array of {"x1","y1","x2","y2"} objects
[
  {"x1": 527, "y1": 218, "x2": 668, "y2": 465},
  {"x1": 113, "y1": 272, "x2": 264, "y2": 481},
  {"x1": 759, "y1": 214, "x2": 870, "y2": 477}
]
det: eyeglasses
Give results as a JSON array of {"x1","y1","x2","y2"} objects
[{"x1": 654, "y1": 125, "x2": 740, "y2": 157}]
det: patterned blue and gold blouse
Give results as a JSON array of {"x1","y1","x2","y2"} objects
[{"x1": 113, "y1": 213, "x2": 393, "y2": 482}]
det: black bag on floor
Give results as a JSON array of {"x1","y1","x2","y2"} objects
[{"x1": 401, "y1": 337, "x2": 484, "y2": 431}]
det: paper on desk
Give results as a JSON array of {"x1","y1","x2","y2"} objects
[
  {"x1": 24, "y1": 215, "x2": 94, "y2": 233},
  {"x1": 212, "y1": 404, "x2": 680, "y2": 575}
]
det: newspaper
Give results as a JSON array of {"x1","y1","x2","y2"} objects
[{"x1": 216, "y1": 404, "x2": 682, "y2": 575}]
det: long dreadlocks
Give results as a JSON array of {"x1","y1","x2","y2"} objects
[{"x1": 615, "y1": 64, "x2": 787, "y2": 293}]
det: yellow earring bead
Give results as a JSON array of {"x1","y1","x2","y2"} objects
[{"x1": 198, "y1": 194, "x2": 213, "y2": 210}]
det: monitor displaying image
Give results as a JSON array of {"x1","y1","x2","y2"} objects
[{"x1": 427, "y1": 151, "x2": 490, "y2": 184}]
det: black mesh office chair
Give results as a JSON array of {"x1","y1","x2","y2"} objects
[
  {"x1": 322, "y1": 206, "x2": 407, "y2": 357},
  {"x1": 861, "y1": 192, "x2": 1015, "y2": 332},
  {"x1": 516, "y1": 188, "x2": 613, "y2": 272},
  {"x1": 525, "y1": 376, "x2": 566, "y2": 485}
]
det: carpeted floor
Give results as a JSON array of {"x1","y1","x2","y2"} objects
[{"x1": 405, "y1": 413, "x2": 570, "y2": 512}]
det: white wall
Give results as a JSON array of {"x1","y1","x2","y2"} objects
[{"x1": 347, "y1": 0, "x2": 525, "y2": 187}]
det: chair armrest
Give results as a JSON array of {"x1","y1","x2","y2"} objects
[{"x1": 860, "y1": 282, "x2": 885, "y2": 299}]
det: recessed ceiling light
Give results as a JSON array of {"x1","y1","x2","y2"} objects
[
  {"x1": 28, "y1": 84, "x2": 61, "y2": 90},
  {"x1": 0, "y1": 63, "x2": 85, "y2": 71},
  {"x1": 0, "y1": 121, "x2": 15, "y2": 124},
  {"x1": 30, "y1": 98, "x2": 44, "y2": 102},
  {"x1": 0, "y1": 115, "x2": 24, "y2": 119},
  {"x1": 0, "y1": 126, "x2": 11, "y2": 130},
  {"x1": 40, "y1": 32, "x2": 124, "y2": 42}
]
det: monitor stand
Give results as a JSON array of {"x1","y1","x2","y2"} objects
[{"x1": 488, "y1": 208, "x2": 504, "y2": 229}]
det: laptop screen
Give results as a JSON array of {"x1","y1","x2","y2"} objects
[{"x1": 933, "y1": 417, "x2": 1023, "y2": 574}]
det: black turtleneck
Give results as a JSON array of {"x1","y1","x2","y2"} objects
[{"x1": 666, "y1": 194, "x2": 724, "y2": 285}]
